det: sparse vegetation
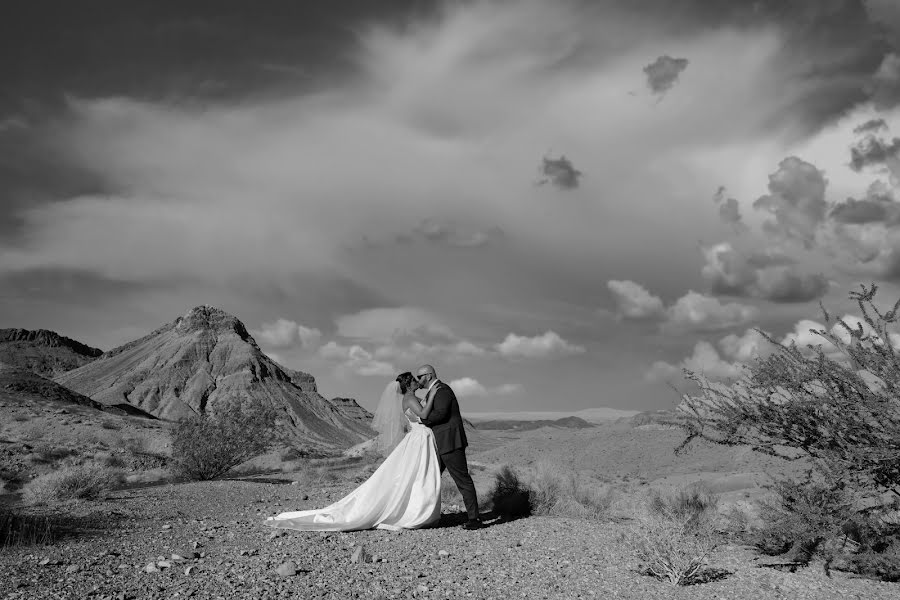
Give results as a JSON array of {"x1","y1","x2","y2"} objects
[
  {"x1": 170, "y1": 400, "x2": 278, "y2": 480},
  {"x1": 21, "y1": 464, "x2": 124, "y2": 504},
  {"x1": 488, "y1": 465, "x2": 533, "y2": 519},
  {"x1": 627, "y1": 485, "x2": 720, "y2": 585},
  {"x1": 680, "y1": 283, "x2": 900, "y2": 580},
  {"x1": 487, "y1": 464, "x2": 616, "y2": 521},
  {"x1": 0, "y1": 507, "x2": 52, "y2": 549}
]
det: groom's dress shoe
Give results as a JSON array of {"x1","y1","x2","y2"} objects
[{"x1": 463, "y1": 520, "x2": 484, "y2": 530}]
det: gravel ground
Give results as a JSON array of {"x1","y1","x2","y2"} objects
[{"x1": 1, "y1": 471, "x2": 897, "y2": 600}]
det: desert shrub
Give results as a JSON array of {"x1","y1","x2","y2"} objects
[
  {"x1": 679, "y1": 283, "x2": 900, "y2": 580},
  {"x1": 489, "y1": 465, "x2": 533, "y2": 519},
  {"x1": 528, "y1": 464, "x2": 615, "y2": 520},
  {"x1": 0, "y1": 507, "x2": 52, "y2": 549},
  {"x1": 627, "y1": 486, "x2": 720, "y2": 585},
  {"x1": 100, "y1": 420, "x2": 122, "y2": 431},
  {"x1": 93, "y1": 451, "x2": 127, "y2": 469},
  {"x1": 21, "y1": 464, "x2": 124, "y2": 504},
  {"x1": 171, "y1": 400, "x2": 278, "y2": 481}
]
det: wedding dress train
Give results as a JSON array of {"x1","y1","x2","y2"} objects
[{"x1": 265, "y1": 412, "x2": 441, "y2": 532}]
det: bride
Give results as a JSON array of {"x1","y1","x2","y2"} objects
[{"x1": 265, "y1": 372, "x2": 441, "y2": 531}]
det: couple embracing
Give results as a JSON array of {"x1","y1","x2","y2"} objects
[{"x1": 266, "y1": 365, "x2": 483, "y2": 532}]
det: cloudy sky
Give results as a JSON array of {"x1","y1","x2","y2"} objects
[{"x1": 3, "y1": 0, "x2": 900, "y2": 414}]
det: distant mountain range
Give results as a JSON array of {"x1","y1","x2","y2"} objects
[
  {"x1": 465, "y1": 407, "x2": 640, "y2": 424},
  {"x1": 0, "y1": 328, "x2": 103, "y2": 377},
  {"x1": 3, "y1": 307, "x2": 374, "y2": 451},
  {"x1": 471, "y1": 415, "x2": 596, "y2": 431}
]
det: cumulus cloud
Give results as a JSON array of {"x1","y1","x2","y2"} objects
[
  {"x1": 853, "y1": 118, "x2": 888, "y2": 135},
  {"x1": 643, "y1": 55, "x2": 689, "y2": 96},
  {"x1": 607, "y1": 279, "x2": 665, "y2": 320},
  {"x1": 495, "y1": 330, "x2": 585, "y2": 358},
  {"x1": 753, "y1": 156, "x2": 829, "y2": 249},
  {"x1": 536, "y1": 155, "x2": 582, "y2": 190},
  {"x1": 717, "y1": 327, "x2": 775, "y2": 363},
  {"x1": 870, "y1": 52, "x2": 900, "y2": 110},
  {"x1": 849, "y1": 134, "x2": 900, "y2": 172},
  {"x1": 252, "y1": 318, "x2": 322, "y2": 349},
  {"x1": 701, "y1": 242, "x2": 829, "y2": 303},
  {"x1": 664, "y1": 290, "x2": 758, "y2": 333},
  {"x1": 448, "y1": 378, "x2": 523, "y2": 398},
  {"x1": 318, "y1": 341, "x2": 396, "y2": 377},
  {"x1": 829, "y1": 180, "x2": 900, "y2": 225},
  {"x1": 645, "y1": 340, "x2": 745, "y2": 384}
]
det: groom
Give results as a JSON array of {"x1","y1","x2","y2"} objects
[{"x1": 416, "y1": 364, "x2": 483, "y2": 530}]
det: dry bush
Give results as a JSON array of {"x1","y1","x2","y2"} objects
[
  {"x1": 488, "y1": 465, "x2": 533, "y2": 519},
  {"x1": 680, "y1": 284, "x2": 900, "y2": 581},
  {"x1": 1, "y1": 508, "x2": 52, "y2": 549},
  {"x1": 171, "y1": 400, "x2": 277, "y2": 481},
  {"x1": 100, "y1": 420, "x2": 122, "y2": 431},
  {"x1": 627, "y1": 486, "x2": 720, "y2": 586},
  {"x1": 21, "y1": 464, "x2": 125, "y2": 505}
]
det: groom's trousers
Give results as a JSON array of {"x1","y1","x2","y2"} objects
[{"x1": 437, "y1": 448, "x2": 480, "y2": 521}]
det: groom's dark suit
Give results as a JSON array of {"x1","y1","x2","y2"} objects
[{"x1": 420, "y1": 381, "x2": 480, "y2": 521}]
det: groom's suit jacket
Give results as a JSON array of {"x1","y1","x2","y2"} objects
[{"x1": 420, "y1": 380, "x2": 468, "y2": 455}]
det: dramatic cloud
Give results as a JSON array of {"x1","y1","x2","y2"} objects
[
  {"x1": 643, "y1": 55, "x2": 689, "y2": 96},
  {"x1": 701, "y1": 242, "x2": 828, "y2": 302},
  {"x1": 495, "y1": 331, "x2": 585, "y2": 359},
  {"x1": 829, "y1": 180, "x2": 900, "y2": 225},
  {"x1": 849, "y1": 134, "x2": 900, "y2": 175},
  {"x1": 664, "y1": 291, "x2": 758, "y2": 333},
  {"x1": 853, "y1": 118, "x2": 888, "y2": 134},
  {"x1": 536, "y1": 155, "x2": 582, "y2": 190},
  {"x1": 753, "y1": 156, "x2": 829, "y2": 249},
  {"x1": 712, "y1": 186, "x2": 747, "y2": 232},
  {"x1": 607, "y1": 280, "x2": 665, "y2": 320},
  {"x1": 870, "y1": 52, "x2": 900, "y2": 110},
  {"x1": 717, "y1": 328, "x2": 775, "y2": 363},
  {"x1": 252, "y1": 318, "x2": 322, "y2": 349}
]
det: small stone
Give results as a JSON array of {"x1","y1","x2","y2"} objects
[
  {"x1": 350, "y1": 546, "x2": 368, "y2": 564},
  {"x1": 161, "y1": 524, "x2": 172, "y2": 531},
  {"x1": 516, "y1": 540, "x2": 524, "y2": 547},
  {"x1": 156, "y1": 560, "x2": 172, "y2": 569},
  {"x1": 144, "y1": 563, "x2": 159, "y2": 573},
  {"x1": 301, "y1": 494, "x2": 309, "y2": 500},
  {"x1": 416, "y1": 584, "x2": 429, "y2": 594},
  {"x1": 291, "y1": 481, "x2": 299, "y2": 486},
  {"x1": 275, "y1": 561, "x2": 297, "y2": 577},
  {"x1": 437, "y1": 550, "x2": 449, "y2": 558},
  {"x1": 185, "y1": 566, "x2": 195, "y2": 576},
  {"x1": 38, "y1": 558, "x2": 50, "y2": 566},
  {"x1": 65, "y1": 565, "x2": 80, "y2": 574}
]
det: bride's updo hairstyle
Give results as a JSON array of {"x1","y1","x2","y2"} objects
[{"x1": 396, "y1": 372, "x2": 415, "y2": 394}]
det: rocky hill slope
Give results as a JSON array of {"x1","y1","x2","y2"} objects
[
  {"x1": 0, "y1": 328, "x2": 103, "y2": 377},
  {"x1": 54, "y1": 306, "x2": 373, "y2": 450}
]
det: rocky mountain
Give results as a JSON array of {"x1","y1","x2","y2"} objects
[
  {"x1": 53, "y1": 306, "x2": 373, "y2": 450},
  {"x1": 0, "y1": 365, "x2": 155, "y2": 418},
  {"x1": 328, "y1": 397, "x2": 373, "y2": 424},
  {"x1": 0, "y1": 328, "x2": 103, "y2": 377}
]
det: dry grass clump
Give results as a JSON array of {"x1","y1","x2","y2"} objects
[
  {"x1": 528, "y1": 464, "x2": 616, "y2": 520},
  {"x1": 0, "y1": 507, "x2": 52, "y2": 549},
  {"x1": 487, "y1": 463, "x2": 617, "y2": 521},
  {"x1": 21, "y1": 464, "x2": 124, "y2": 505},
  {"x1": 627, "y1": 484, "x2": 721, "y2": 586}
]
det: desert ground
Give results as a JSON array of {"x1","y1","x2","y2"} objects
[{"x1": 1, "y1": 394, "x2": 897, "y2": 600}]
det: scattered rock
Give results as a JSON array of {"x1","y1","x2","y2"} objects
[
  {"x1": 65, "y1": 564, "x2": 80, "y2": 574},
  {"x1": 437, "y1": 550, "x2": 450, "y2": 558},
  {"x1": 185, "y1": 566, "x2": 195, "y2": 576},
  {"x1": 144, "y1": 563, "x2": 159, "y2": 573},
  {"x1": 161, "y1": 524, "x2": 172, "y2": 531},
  {"x1": 275, "y1": 561, "x2": 297, "y2": 577},
  {"x1": 350, "y1": 546, "x2": 368, "y2": 564},
  {"x1": 156, "y1": 560, "x2": 172, "y2": 569}
]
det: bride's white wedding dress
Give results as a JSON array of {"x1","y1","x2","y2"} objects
[{"x1": 265, "y1": 407, "x2": 441, "y2": 531}]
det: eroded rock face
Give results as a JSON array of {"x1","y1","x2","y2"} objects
[
  {"x1": 0, "y1": 328, "x2": 103, "y2": 377},
  {"x1": 328, "y1": 397, "x2": 373, "y2": 424},
  {"x1": 54, "y1": 306, "x2": 374, "y2": 450}
]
